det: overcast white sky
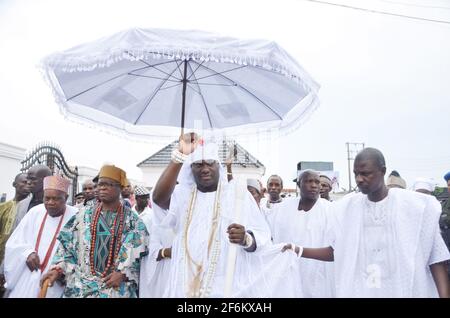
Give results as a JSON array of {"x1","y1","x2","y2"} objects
[{"x1": 1, "y1": 0, "x2": 449, "y2": 189}]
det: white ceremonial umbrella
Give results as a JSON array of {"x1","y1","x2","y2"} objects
[{"x1": 40, "y1": 27, "x2": 320, "y2": 140}]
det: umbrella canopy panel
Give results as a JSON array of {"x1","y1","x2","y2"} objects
[{"x1": 55, "y1": 57, "x2": 308, "y2": 130}]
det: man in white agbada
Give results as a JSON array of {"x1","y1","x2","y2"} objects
[
  {"x1": 283, "y1": 148, "x2": 450, "y2": 297},
  {"x1": 260, "y1": 175, "x2": 284, "y2": 216},
  {"x1": 4, "y1": 175, "x2": 77, "y2": 298},
  {"x1": 134, "y1": 186, "x2": 175, "y2": 298},
  {"x1": 151, "y1": 133, "x2": 301, "y2": 298},
  {"x1": 267, "y1": 170, "x2": 334, "y2": 297},
  {"x1": 132, "y1": 186, "x2": 152, "y2": 217}
]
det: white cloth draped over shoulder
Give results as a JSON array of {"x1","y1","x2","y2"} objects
[
  {"x1": 327, "y1": 188, "x2": 450, "y2": 297},
  {"x1": 266, "y1": 197, "x2": 335, "y2": 297},
  {"x1": 151, "y1": 178, "x2": 302, "y2": 298},
  {"x1": 4, "y1": 203, "x2": 77, "y2": 298},
  {"x1": 138, "y1": 206, "x2": 175, "y2": 298}
]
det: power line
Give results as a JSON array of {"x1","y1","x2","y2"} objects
[
  {"x1": 377, "y1": 0, "x2": 450, "y2": 11},
  {"x1": 393, "y1": 158, "x2": 450, "y2": 164},
  {"x1": 301, "y1": 0, "x2": 450, "y2": 24},
  {"x1": 346, "y1": 142, "x2": 365, "y2": 192},
  {"x1": 398, "y1": 155, "x2": 450, "y2": 159}
]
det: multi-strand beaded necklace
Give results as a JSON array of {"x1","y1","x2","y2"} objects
[
  {"x1": 183, "y1": 182, "x2": 222, "y2": 298},
  {"x1": 89, "y1": 203, "x2": 124, "y2": 277}
]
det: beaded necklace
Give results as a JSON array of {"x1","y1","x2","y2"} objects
[
  {"x1": 34, "y1": 209, "x2": 66, "y2": 272},
  {"x1": 183, "y1": 181, "x2": 222, "y2": 298},
  {"x1": 89, "y1": 202, "x2": 124, "y2": 277}
]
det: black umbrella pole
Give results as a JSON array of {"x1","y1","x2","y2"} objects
[{"x1": 180, "y1": 60, "x2": 188, "y2": 137}]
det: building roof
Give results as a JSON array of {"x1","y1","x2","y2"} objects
[{"x1": 137, "y1": 140, "x2": 265, "y2": 169}]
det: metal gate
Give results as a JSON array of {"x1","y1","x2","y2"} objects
[{"x1": 21, "y1": 142, "x2": 78, "y2": 204}]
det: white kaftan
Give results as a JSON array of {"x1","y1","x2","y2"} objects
[
  {"x1": 137, "y1": 206, "x2": 175, "y2": 298},
  {"x1": 327, "y1": 189, "x2": 450, "y2": 297},
  {"x1": 4, "y1": 203, "x2": 77, "y2": 298},
  {"x1": 266, "y1": 197, "x2": 335, "y2": 297}
]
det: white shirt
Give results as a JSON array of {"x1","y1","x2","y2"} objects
[{"x1": 358, "y1": 195, "x2": 395, "y2": 297}]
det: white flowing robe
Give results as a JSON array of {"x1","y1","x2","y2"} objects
[
  {"x1": 266, "y1": 197, "x2": 335, "y2": 297},
  {"x1": 137, "y1": 206, "x2": 175, "y2": 298},
  {"x1": 4, "y1": 203, "x2": 77, "y2": 298},
  {"x1": 151, "y1": 180, "x2": 302, "y2": 298},
  {"x1": 328, "y1": 188, "x2": 450, "y2": 297}
]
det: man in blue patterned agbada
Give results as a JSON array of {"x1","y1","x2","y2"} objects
[{"x1": 41, "y1": 165, "x2": 148, "y2": 298}]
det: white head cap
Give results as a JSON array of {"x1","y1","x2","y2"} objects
[
  {"x1": 178, "y1": 139, "x2": 226, "y2": 187},
  {"x1": 412, "y1": 178, "x2": 435, "y2": 192},
  {"x1": 189, "y1": 141, "x2": 220, "y2": 164},
  {"x1": 247, "y1": 178, "x2": 261, "y2": 194}
]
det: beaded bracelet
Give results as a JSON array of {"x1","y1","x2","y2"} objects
[
  {"x1": 50, "y1": 265, "x2": 64, "y2": 277},
  {"x1": 243, "y1": 233, "x2": 254, "y2": 248},
  {"x1": 171, "y1": 149, "x2": 188, "y2": 164},
  {"x1": 290, "y1": 244, "x2": 304, "y2": 258},
  {"x1": 297, "y1": 246, "x2": 304, "y2": 258}
]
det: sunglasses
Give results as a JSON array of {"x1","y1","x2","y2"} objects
[{"x1": 97, "y1": 181, "x2": 120, "y2": 188}]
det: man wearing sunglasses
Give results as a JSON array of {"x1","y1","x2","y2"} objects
[{"x1": 41, "y1": 165, "x2": 148, "y2": 298}]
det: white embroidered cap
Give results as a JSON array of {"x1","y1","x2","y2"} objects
[
  {"x1": 189, "y1": 141, "x2": 220, "y2": 163},
  {"x1": 247, "y1": 178, "x2": 261, "y2": 194}
]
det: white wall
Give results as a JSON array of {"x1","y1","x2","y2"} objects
[
  {"x1": 76, "y1": 166, "x2": 100, "y2": 193},
  {"x1": 141, "y1": 166, "x2": 165, "y2": 188},
  {"x1": 231, "y1": 166, "x2": 265, "y2": 180},
  {"x1": 0, "y1": 142, "x2": 26, "y2": 201}
]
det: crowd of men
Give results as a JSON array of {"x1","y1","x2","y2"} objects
[{"x1": 0, "y1": 133, "x2": 449, "y2": 298}]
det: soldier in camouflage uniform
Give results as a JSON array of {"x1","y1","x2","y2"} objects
[{"x1": 439, "y1": 172, "x2": 450, "y2": 280}]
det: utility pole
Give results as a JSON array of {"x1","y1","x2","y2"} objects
[{"x1": 346, "y1": 142, "x2": 365, "y2": 192}]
